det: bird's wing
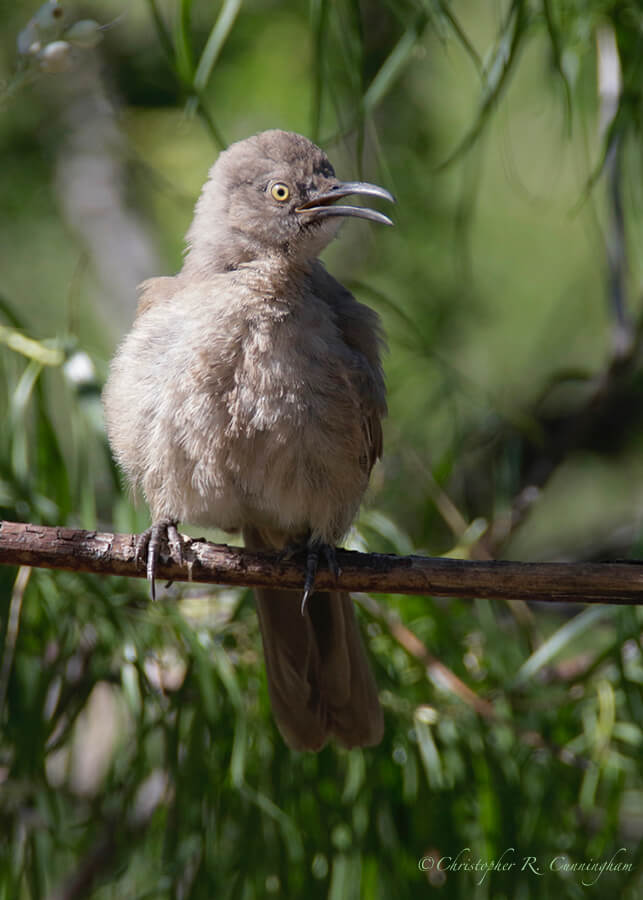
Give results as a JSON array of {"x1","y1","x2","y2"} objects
[
  {"x1": 362, "y1": 403, "x2": 383, "y2": 474},
  {"x1": 310, "y1": 261, "x2": 387, "y2": 474}
]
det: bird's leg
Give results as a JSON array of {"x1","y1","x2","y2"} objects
[
  {"x1": 135, "y1": 519, "x2": 185, "y2": 601},
  {"x1": 301, "y1": 539, "x2": 342, "y2": 614}
]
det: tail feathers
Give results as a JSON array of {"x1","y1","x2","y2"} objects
[{"x1": 244, "y1": 528, "x2": 383, "y2": 751}]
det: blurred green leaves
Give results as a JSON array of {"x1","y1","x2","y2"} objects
[{"x1": 144, "y1": 0, "x2": 237, "y2": 147}]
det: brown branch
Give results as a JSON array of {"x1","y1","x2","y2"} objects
[{"x1": 1, "y1": 520, "x2": 642, "y2": 604}]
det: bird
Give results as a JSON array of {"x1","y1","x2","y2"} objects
[{"x1": 103, "y1": 129, "x2": 394, "y2": 750}]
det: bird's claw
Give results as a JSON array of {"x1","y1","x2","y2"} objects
[
  {"x1": 300, "y1": 540, "x2": 342, "y2": 614},
  {"x1": 135, "y1": 519, "x2": 185, "y2": 601}
]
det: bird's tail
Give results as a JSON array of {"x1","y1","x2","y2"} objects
[{"x1": 243, "y1": 526, "x2": 384, "y2": 751}]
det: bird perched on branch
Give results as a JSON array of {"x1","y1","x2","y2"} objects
[{"x1": 103, "y1": 129, "x2": 394, "y2": 750}]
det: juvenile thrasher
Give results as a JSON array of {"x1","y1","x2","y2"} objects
[{"x1": 103, "y1": 130, "x2": 394, "y2": 750}]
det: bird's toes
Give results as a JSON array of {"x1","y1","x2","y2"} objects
[
  {"x1": 135, "y1": 519, "x2": 183, "y2": 601},
  {"x1": 322, "y1": 543, "x2": 342, "y2": 580},
  {"x1": 166, "y1": 522, "x2": 187, "y2": 566},
  {"x1": 301, "y1": 541, "x2": 320, "y2": 614},
  {"x1": 300, "y1": 540, "x2": 341, "y2": 613},
  {"x1": 134, "y1": 526, "x2": 153, "y2": 568}
]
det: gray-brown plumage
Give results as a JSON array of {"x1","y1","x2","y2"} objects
[{"x1": 103, "y1": 130, "x2": 393, "y2": 750}]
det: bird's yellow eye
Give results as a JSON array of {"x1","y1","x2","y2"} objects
[{"x1": 270, "y1": 182, "x2": 290, "y2": 202}]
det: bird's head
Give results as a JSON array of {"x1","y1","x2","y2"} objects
[{"x1": 184, "y1": 130, "x2": 394, "y2": 273}]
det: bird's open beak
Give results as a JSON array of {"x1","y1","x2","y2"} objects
[{"x1": 296, "y1": 181, "x2": 395, "y2": 226}]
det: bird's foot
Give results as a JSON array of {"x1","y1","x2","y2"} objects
[
  {"x1": 301, "y1": 540, "x2": 342, "y2": 614},
  {"x1": 135, "y1": 519, "x2": 185, "y2": 601}
]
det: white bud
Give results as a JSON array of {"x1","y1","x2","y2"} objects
[
  {"x1": 415, "y1": 704, "x2": 438, "y2": 725},
  {"x1": 39, "y1": 40, "x2": 73, "y2": 73},
  {"x1": 65, "y1": 20, "x2": 103, "y2": 48},
  {"x1": 64, "y1": 351, "x2": 96, "y2": 386},
  {"x1": 33, "y1": 2, "x2": 66, "y2": 34}
]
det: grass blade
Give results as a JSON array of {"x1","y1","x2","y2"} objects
[
  {"x1": 363, "y1": 14, "x2": 427, "y2": 116},
  {"x1": 0, "y1": 325, "x2": 64, "y2": 367},
  {"x1": 174, "y1": 0, "x2": 195, "y2": 86},
  {"x1": 437, "y1": 0, "x2": 528, "y2": 168},
  {"x1": 194, "y1": 0, "x2": 242, "y2": 93},
  {"x1": 513, "y1": 606, "x2": 618, "y2": 687}
]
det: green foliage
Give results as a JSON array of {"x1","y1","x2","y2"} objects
[{"x1": 1, "y1": 1, "x2": 642, "y2": 898}]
